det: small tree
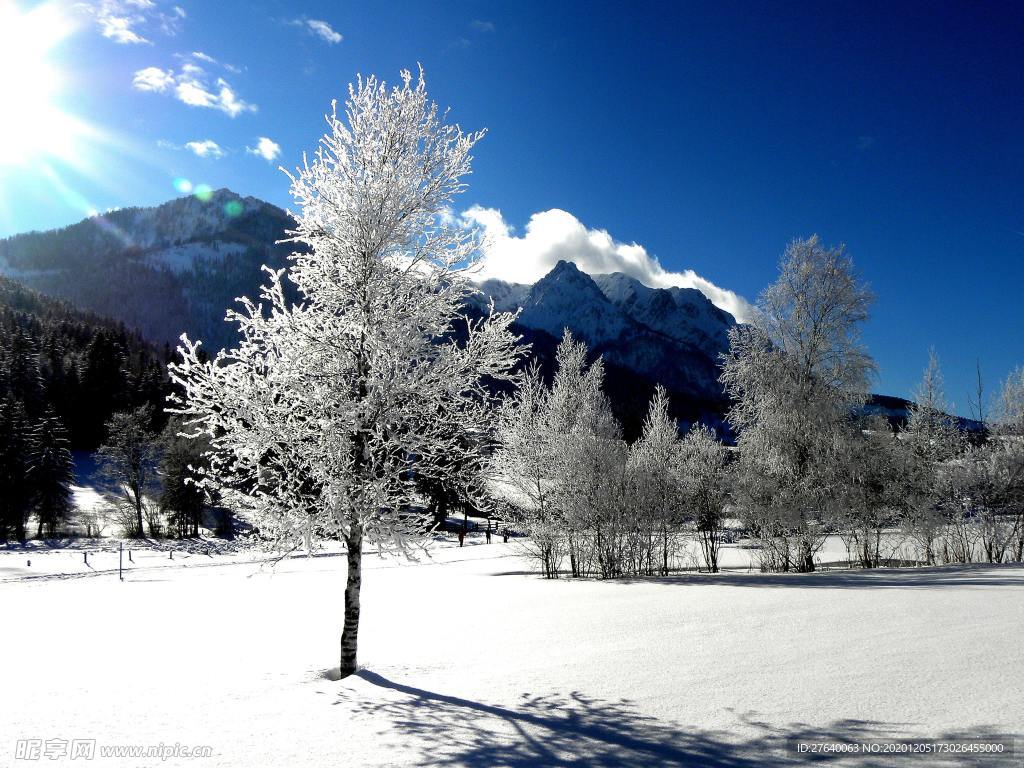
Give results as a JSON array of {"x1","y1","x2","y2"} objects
[
  {"x1": 628, "y1": 386, "x2": 683, "y2": 575},
  {"x1": 900, "y1": 350, "x2": 965, "y2": 563},
  {"x1": 159, "y1": 418, "x2": 210, "y2": 538},
  {"x1": 98, "y1": 405, "x2": 159, "y2": 538},
  {"x1": 721, "y1": 236, "x2": 875, "y2": 572},
  {"x1": 170, "y1": 69, "x2": 521, "y2": 677},
  {"x1": 493, "y1": 364, "x2": 563, "y2": 577},
  {"x1": 838, "y1": 419, "x2": 912, "y2": 568},
  {"x1": 957, "y1": 367, "x2": 1024, "y2": 563},
  {"x1": 680, "y1": 423, "x2": 730, "y2": 573},
  {"x1": 550, "y1": 335, "x2": 624, "y2": 578}
]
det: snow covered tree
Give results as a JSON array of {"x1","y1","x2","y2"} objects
[
  {"x1": 169, "y1": 69, "x2": 521, "y2": 677},
  {"x1": 679, "y1": 423, "x2": 731, "y2": 573},
  {"x1": 900, "y1": 350, "x2": 965, "y2": 564},
  {"x1": 628, "y1": 386, "x2": 683, "y2": 575},
  {"x1": 903, "y1": 350, "x2": 964, "y2": 466},
  {"x1": 492, "y1": 332, "x2": 628, "y2": 578},
  {"x1": 548, "y1": 333, "x2": 624, "y2": 577},
  {"x1": 837, "y1": 418, "x2": 912, "y2": 568},
  {"x1": 721, "y1": 236, "x2": 875, "y2": 572},
  {"x1": 994, "y1": 367, "x2": 1024, "y2": 437},
  {"x1": 493, "y1": 364, "x2": 563, "y2": 577},
  {"x1": 993, "y1": 368, "x2": 1024, "y2": 561},
  {"x1": 948, "y1": 367, "x2": 1024, "y2": 563}
]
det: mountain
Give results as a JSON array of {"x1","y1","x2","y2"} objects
[
  {"x1": 1, "y1": 194, "x2": 740, "y2": 436},
  {"x1": 473, "y1": 260, "x2": 736, "y2": 402},
  {"x1": 0, "y1": 189, "x2": 294, "y2": 352},
  {"x1": 864, "y1": 393, "x2": 985, "y2": 435}
]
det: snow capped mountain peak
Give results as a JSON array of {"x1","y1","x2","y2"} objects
[
  {"x1": 520, "y1": 260, "x2": 632, "y2": 341},
  {"x1": 474, "y1": 261, "x2": 738, "y2": 399},
  {"x1": 0, "y1": 190, "x2": 295, "y2": 351},
  {"x1": 590, "y1": 272, "x2": 734, "y2": 351}
]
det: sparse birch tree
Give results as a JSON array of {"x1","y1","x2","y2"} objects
[
  {"x1": 493, "y1": 332, "x2": 626, "y2": 578},
  {"x1": 493, "y1": 364, "x2": 563, "y2": 577},
  {"x1": 551, "y1": 336, "x2": 624, "y2": 578},
  {"x1": 721, "y1": 236, "x2": 875, "y2": 572},
  {"x1": 956, "y1": 367, "x2": 1024, "y2": 563},
  {"x1": 169, "y1": 69, "x2": 521, "y2": 677},
  {"x1": 994, "y1": 368, "x2": 1024, "y2": 561}
]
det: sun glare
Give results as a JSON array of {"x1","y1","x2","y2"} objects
[{"x1": 0, "y1": 2, "x2": 80, "y2": 167}]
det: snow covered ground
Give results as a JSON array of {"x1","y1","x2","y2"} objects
[{"x1": 1, "y1": 536, "x2": 1021, "y2": 767}]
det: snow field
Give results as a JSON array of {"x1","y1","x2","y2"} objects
[{"x1": 1, "y1": 538, "x2": 1021, "y2": 767}]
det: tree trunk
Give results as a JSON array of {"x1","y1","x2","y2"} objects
[
  {"x1": 662, "y1": 526, "x2": 669, "y2": 575},
  {"x1": 798, "y1": 538, "x2": 815, "y2": 572},
  {"x1": 339, "y1": 524, "x2": 363, "y2": 678},
  {"x1": 133, "y1": 484, "x2": 145, "y2": 539}
]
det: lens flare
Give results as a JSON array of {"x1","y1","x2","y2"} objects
[
  {"x1": 224, "y1": 199, "x2": 243, "y2": 217},
  {"x1": 194, "y1": 184, "x2": 213, "y2": 202},
  {"x1": 173, "y1": 177, "x2": 194, "y2": 194}
]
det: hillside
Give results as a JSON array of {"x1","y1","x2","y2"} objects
[
  {"x1": 0, "y1": 189, "x2": 295, "y2": 351},
  {"x1": 0, "y1": 275, "x2": 170, "y2": 450},
  {"x1": 0, "y1": 194, "x2": 742, "y2": 435}
]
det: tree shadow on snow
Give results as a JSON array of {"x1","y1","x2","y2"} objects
[
  {"x1": 339, "y1": 670, "x2": 1017, "y2": 767},
  {"x1": 603, "y1": 562, "x2": 1024, "y2": 591}
]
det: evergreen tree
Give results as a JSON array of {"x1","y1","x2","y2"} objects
[
  {"x1": 79, "y1": 330, "x2": 130, "y2": 449},
  {"x1": 159, "y1": 419, "x2": 209, "y2": 538},
  {"x1": 1, "y1": 328, "x2": 44, "y2": 417},
  {"x1": 0, "y1": 398, "x2": 33, "y2": 542},
  {"x1": 28, "y1": 412, "x2": 74, "y2": 538}
]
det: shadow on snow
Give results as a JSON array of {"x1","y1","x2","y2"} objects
[
  {"x1": 489, "y1": 562, "x2": 1024, "y2": 590},
  {"x1": 337, "y1": 670, "x2": 1017, "y2": 767}
]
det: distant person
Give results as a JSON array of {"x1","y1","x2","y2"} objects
[{"x1": 458, "y1": 529, "x2": 465, "y2": 547}]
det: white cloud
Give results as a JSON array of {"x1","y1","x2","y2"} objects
[
  {"x1": 246, "y1": 137, "x2": 280, "y2": 162},
  {"x1": 462, "y1": 206, "x2": 754, "y2": 323},
  {"x1": 133, "y1": 64, "x2": 256, "y2": 117},
  {"x1": 213, "y1": 80, "x2": 253, "y2": 117},
  {"x1": 191, "y1": 51, "x2": 217, "y2": 64},
  {"x1": 292, "y1": 18, "x2": 342, "y2": 44},
  {"x1": 470, "y1": 19, "x2": 495, "y2": 32},
  {"x1": 81, "y1": 1, "x2": 183, "y2": 44},
  {"x1": 184, "y1": 139, "x2": 224, "y2": 158},
  {"x1": 173, "y1": 78, "x2": 214, "y2": 107},
  {"x1": 99, "y1": 15, "x2": 148, "y2": 43},
  {"x1": 132, "y1": 66, "x2": 174, "y2": 91}
]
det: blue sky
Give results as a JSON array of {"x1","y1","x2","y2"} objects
[{"x1": 1, "y1": 0, "x2": 1022, "y2": 414}]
